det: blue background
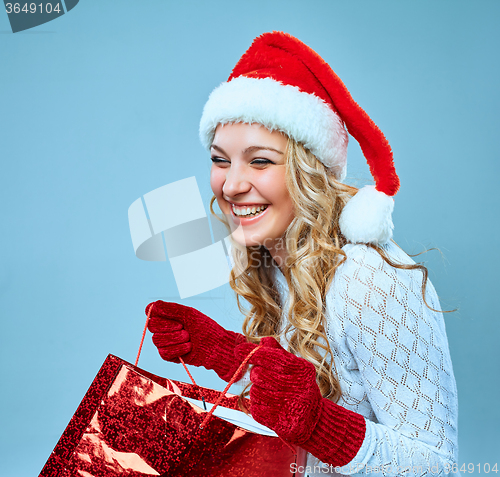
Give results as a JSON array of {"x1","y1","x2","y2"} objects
[{"x1": 1, "y1": 0, "x2": 499, "y2": 474}]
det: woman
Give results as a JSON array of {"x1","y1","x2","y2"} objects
[{"x1": 147, "y1": 32, "x2": 459, "y2": 476}]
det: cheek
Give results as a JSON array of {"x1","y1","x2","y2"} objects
[
  {"x1": 266, "y1": 171, "x2": 295, "y2": 220},
  {"x1": 261, "y1": 170, "x2": 289, "y2": 204}
]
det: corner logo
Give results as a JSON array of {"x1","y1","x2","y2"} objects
[{"x1": 3, "y1": 0, "x2": 79, "y2": 33}]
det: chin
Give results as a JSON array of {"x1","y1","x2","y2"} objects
[
  {"x1": 232, "y1": 234, "x2": 259, "y2": 248},
  {"x1": 229, "y1": 229, "x2": 262, "y2": 248}
]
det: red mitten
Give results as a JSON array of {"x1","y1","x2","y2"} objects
[
  {"x1": 146, "y1": 301, "x2": 247, "y2": 382},
  {"x1": 235, "y1": 337, "x2": 366, "y2": 467}
]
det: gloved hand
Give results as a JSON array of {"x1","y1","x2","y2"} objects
[
  {"x1": 146, "y1": 301, "x2": 247, "y2": 382},
  {"x1": 235, "y1": 336, "x2": 366, "y2": 467}
]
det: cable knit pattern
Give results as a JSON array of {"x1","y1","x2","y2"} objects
[{"x1": 270, "y1": 241, "x2": 459, "y2": 476}]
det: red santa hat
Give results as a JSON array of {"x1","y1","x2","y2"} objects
[{"x1": 199, "y1": 31, "x2": 399, "y2": 245}]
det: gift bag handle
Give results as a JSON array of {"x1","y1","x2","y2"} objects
[
  {"x1": 200, "y1": 344, "x2": 296, "y2": 456},
  {"x1": 135, "y1": 305, "x2": 152, "y2": 367},
  {"x1": 198, "y1": 345, "x2": 260, "y2": 429},
  {"x1": 136, "y1": 304, "x2": 296, "y2": 455}
]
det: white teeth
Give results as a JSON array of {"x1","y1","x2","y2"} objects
[{"x1": 232, "y1": 205, "x2": 268, "y2": 217}]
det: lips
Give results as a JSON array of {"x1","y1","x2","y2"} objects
[{"x1": 229, "y1": 203, "x2": 270, "y2": 225}]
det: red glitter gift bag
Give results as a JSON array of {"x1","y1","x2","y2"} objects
[{"x1": 39, "y1": 353, "x2": 307, "y2": 476}]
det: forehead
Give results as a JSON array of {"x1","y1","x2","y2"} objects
[{"x1": 212, "y1": 122, "x2": 288, "y2": 151}]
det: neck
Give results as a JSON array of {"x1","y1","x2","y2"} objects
[{"x1": 265, "y1": 238, "x2": 289, "y2": 273}]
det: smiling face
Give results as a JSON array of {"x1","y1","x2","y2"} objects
[{"x1": 210, "y1": 122, "x2": 295, "y2": 255}]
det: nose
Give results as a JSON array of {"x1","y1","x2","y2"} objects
[{"x1": 222, "y1": 162, "x2": 252, "y2": 198}]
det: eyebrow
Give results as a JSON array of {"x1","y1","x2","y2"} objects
[{"x1": 211, "y1": 144, "x2": 284, "y2": 155}]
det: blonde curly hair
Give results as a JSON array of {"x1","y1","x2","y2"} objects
[{"x1": 209, "y1": 134, "x2": 357, "y2": 401}]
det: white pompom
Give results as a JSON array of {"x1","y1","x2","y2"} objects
[{"x1": 339, "y1": 185, "x2": 394, "y2": 245}]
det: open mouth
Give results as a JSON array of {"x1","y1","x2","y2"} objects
[{"x1": 230, "y1": 204, "x2": 269, "y2": 222}]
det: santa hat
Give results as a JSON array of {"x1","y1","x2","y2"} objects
[{"x1": 199, "y1": 31, "x2": 399, "y2": 245}]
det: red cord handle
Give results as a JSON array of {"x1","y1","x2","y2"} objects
[
  {"x1": 198, "y1": 344, "x2": 261, "y2": 429},
  {"x1": 136, "y1": 303, "x2": 208, "y2": 404},
  {"x1": 135, "y1": 304, "x2": 152, "y2": 366}
]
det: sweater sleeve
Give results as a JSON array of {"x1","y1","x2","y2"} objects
[{"x1": 321, "y1": 243, "x2": 459, "y2": 476}]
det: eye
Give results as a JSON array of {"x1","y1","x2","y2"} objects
[
  {"x1": 251, "y1": 158, "x2": 274, "y2": 165},
  {"x1": 211, "y1": 156, "x2": 229, "y2": 164}
]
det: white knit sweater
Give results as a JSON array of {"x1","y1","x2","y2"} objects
[{"x1": 268, "y1": 241, "x2": 460, "y2": 477}]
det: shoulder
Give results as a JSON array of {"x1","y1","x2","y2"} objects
[
  {"x1": 340, "y1": 241, "x2": 416, "y2": 273},
  {"x1": 326, "y1": 241, "x2": 441, "y2": 326},
  {"x1": 332, "y1": 241, "x2": 421, "y2": 298}
]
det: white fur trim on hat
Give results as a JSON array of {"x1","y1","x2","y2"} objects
[
  {"x1": 339, "y1": 185, "x2": 394, "y2": 245},
  {"x1": 199, "y1": 76, "x2": 349, "y2": 180}
]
